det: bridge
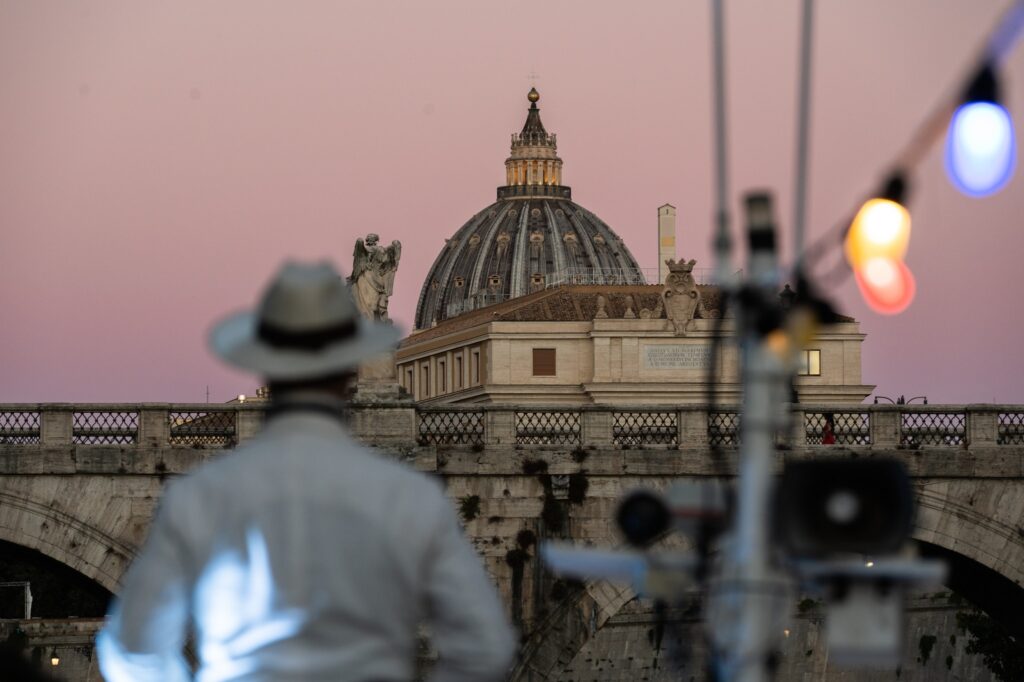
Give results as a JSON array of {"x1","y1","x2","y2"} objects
[{"x1": 1, "y1": 402, "x2": 1023, "y2": 680}]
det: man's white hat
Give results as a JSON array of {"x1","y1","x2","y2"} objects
[{"x1": 209, "y1": 261, "x2": 401, "y2": 380}]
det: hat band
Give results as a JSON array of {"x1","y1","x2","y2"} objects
[{"x1": 257, "y1": 318, "x2": 359, "y2": 351}]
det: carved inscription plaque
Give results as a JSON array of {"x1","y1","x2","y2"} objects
[{"x1": 644, "y1": 344, "x2": 712, "y2": 370}]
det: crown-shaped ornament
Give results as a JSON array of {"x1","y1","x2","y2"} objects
[{"x1": 665, "y1": 258, "x2": 697, "y2": 274}]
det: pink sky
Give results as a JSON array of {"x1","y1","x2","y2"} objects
[{"x1": 1, "y1": 0, "x2": 1022, "y2": 404}]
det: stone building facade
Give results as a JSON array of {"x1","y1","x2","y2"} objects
[
  {"x1": 400, "y1": 90, "x2": 873, "y2": 406},
  {"x1": 398, "y1": 284, "x2": 871, "y2": 405}
]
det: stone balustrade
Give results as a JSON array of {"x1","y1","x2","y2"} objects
[{"x1": 1, "y1": 402, "x2": 1021, "y2": 450}]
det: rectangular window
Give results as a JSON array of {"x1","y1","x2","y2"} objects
[
  {"x1": 798, "y1": 349, "x2": 821, "y2": 376},
  {"x1": 532, "y1": 348, "x2": 556, "y2": 376},
  {"x1": 438, "y1": 359, "x2": 446, "y2": 393},
  {"x1": 471, "y1": 350, "x2": 480, "y2": 385},
  {"x1": 421, "y1": 365, "x2": 431, "y2": 397},
  {"x1": 455, "y1": 355, "x2": 463, "y2": 389},
  {"x1": 406, "y1": 368, "x2": 414, "y2": 395}
]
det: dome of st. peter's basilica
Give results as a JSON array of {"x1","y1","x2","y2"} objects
[{"x1": 414, "y1": 88, "x2": 645, "y2": 330}]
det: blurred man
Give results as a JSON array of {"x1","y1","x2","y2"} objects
[{"x1": 97, "y1": 262, "x2": 515, "y2": 681}]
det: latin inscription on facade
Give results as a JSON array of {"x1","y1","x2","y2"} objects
[{"x1": 643, "y1": 344, "x2": 712, "y2": 370}]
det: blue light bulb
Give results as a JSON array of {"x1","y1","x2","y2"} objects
[{"x1": 945, "y1": 100, "x2": 1016, "y2": 197}]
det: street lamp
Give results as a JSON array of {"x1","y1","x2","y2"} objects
[{"x1": 874, "y1": 394, "x2": 928, "y2": 405}]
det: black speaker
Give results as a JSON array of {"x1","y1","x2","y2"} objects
[
  {"x1": 774, "y1": 459, "x2": 914, "y2": 558},
  {"x1": 616, "y1": 490, "x2": 671, "y2": 547}
]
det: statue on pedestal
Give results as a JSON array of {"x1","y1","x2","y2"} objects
[
  {"x1": 348, "y1": 234, "x2": 405, "y2": 401},
  {"x1": 349, "y1": 234, "x2": 402, "y2": 322}
]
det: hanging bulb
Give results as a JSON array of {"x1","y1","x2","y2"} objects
[
  {"x1": 845, "y1": 174, "x2": 916, "y2": 315},
  {"x1": 854, "y1": 257, "x2": 916, "y2": 315},
  {"x1": 945, "y1": 64, "x2": 1016, "y2": 197},
  {"x1": 844, "y1": 198, "x2": 911, "y2": 267}
]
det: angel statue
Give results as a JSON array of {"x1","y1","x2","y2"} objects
[{"x1": 349, "y1": 234, "x2": 402, "y2": 321}]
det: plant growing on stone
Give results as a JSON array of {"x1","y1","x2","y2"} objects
[
  {"x1": 918, "y1": 634, "x2": 937, "y2": 665},
  {"x1": 458, "y1": 494, "x2": 481, "y2": 522},
  {"x1": 567, "y1": 472, "x2": 588, "y2": 504},
  {"x1": 516, "y1": 529, "x2": 537, "y2": 550},
  {"x1": 957, "y1": 609, "x2": 1024, "y2": 681},
  {"x1": 522, "y1": 458, "x2": 548, "y2": 475}
]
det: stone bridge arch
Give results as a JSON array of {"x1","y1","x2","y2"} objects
[
  {"x1": 914, "y1": 480, "x2": 1024, "y2": 587},
  {"x1": 0, "y1": 485, "x2": 140, "y2": 594},
  {"x1": 512, "y1": 478, "x2": 1024, "y2": 680}
]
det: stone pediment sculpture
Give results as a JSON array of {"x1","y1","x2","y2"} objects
[
  {"x1": 662, "y1": 258, "x2": 710, "y2": 335},
  {"x1": 349, "y1": 233, "x2": 402, "y2": 322}
]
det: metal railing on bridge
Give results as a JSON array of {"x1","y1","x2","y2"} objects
[{"x1": 1, "y1": 403, "x2": 1022, "y2": 450}]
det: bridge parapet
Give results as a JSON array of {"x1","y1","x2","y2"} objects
[{"x1": 1, "y1": 402, "x2": 1022, "y2": 452}]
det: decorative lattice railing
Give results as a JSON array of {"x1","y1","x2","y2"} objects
[
  {"x1": 708, "y1": 411, "x2": 741, "y2": 446},
  {"x1": 613, "y1": 411, "x2": 678, "y2": 446},
  {"x1": 998, "y1": 412, "x2": 1024, "y2": 445},
  {"x1": 804, "y1": 411, "x2": 871, "y2": 445},
  {"x1": 169, "y1": 410, "x2": 236, "y2": 447},
  {"x1": 0, "y1": 410, "x2": 40, "y2": 445},
  {"x1": 73, "y1": 411, "x2": 139, "y2": 445},
  {"x1": 515, "y1": 411, "x2": 581, "y2": 445},
  {"x1": 901, "y1": 411, "x2": 967, "y2": 446},
  {"x1": 418, "y1": 410, "x2": 485, "y2": 445},
  {"x1": 0, "y1": 404, "x2": 1021, "y2": 451}
]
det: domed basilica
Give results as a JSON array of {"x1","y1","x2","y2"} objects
[
  {"x1": 398, "y1": 90, "x2": 872, "y2": 406},
  {"x1": 414, "y1": 88, "x2": 644, "y2": 330}
]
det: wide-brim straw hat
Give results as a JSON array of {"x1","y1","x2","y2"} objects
[{"x1": 209, "y1": 261, "x2": 401, "y2": 380}]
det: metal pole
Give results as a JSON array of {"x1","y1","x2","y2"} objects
[
  {"x1": 709, "y1": 194, "x2": 790, "y2": 682},
  {"x1": 792, "y1": 0, "x2": 815, "y2": 267},
  {"x1": 711, "y1": 0, "x2": 733, "y2": 284}
]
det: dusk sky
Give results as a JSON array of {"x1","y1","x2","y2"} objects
[{"x1": 2, "y1": 0, "x2": 1023, "y2": 404}]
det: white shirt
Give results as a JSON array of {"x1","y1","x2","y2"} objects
[{"x1": 97, "y1": 408, "x2": 516, "y2": 681}]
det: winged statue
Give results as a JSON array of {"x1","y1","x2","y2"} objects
[{"x1": 349, "y1": 233, "x2": 402, "y2": 321}]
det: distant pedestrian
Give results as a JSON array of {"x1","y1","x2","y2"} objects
[
  {"x1": 822, "y1": 413, "x2": 837, "y2": 445},
  {"x1": 97, "y1": 262, "x2": 515, "y2": 681}
]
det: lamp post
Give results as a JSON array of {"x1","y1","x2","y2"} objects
[{"x1": 874, "y1": 395, "x2": 928, "y2": 405}]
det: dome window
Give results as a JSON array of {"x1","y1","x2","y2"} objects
[
  {"x1": 488, "y1": 274, "x2": 502, "y2": 291},
  {"x1": 454, "y1": 276, "x2": 465, "y2": 288}
]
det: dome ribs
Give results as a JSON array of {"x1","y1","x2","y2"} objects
[
  {"x1": 567, "y1": 209, "x2": 603, "y2": 272},
  {"x1": 543, "y1": 202, "x2": 569, "y2": 275},
  {"x1": 510, "y1": 205, "x2": 531, "y2": 299}
]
